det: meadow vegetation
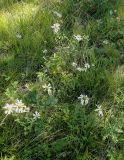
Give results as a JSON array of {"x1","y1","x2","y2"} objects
[{"x1": 0, "y1": 0, "x2": 124, "y2": 159}]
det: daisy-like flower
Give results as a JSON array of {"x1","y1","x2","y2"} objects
[
  {"x1": 16, "y1": 33, "x2": 22, "y2": 39},
  {"x1": 42, "y1": 83, "x2": 52, "y2": 95},
  {"x1": 95, "y1": 105, "x2": 103, "y2": 117},
  {"x1": 3, "y1": 103, "x2": 15, "y2": 114},
  {"x1": 103, "y1": 40, "x2": 109, "y2": 45},
  {"x1": 51, "y1": 23, "x2": 60, "y2": 33},
  {"x1": 74, "y1": 35, "x2": 82, "y2": 42},
  {"x1": 53, "y1": 11, "x2": 62, "y2": 18},
  {"x1": 33, "y1": 111, "x2": 40, "y2": 120},
  {"x1": 78, "y1": 94, "x2": 89, "y2": 106}
]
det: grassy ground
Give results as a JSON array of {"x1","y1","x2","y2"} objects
[{"x1": 0, "y1": 0, "x2": 124, "y2": 159}]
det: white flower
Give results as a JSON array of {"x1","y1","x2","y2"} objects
[
  {"x1": 74, "y1": 35, "x2": 82, "y2": 42},
  {"x1": 78, "y1": 94, "x2": 89, "y2": 106},
  {"x1": 16, "y1": 33, "x2": 22, "y2": 39},
  {"x1": 3, "y1": 103, "x2": 15, "y2": 114},
  {"x1": 84, "y1": 63, "x2": 90, "y2": 69},
  {"x1": 95, "y1": 105, "x2": 103, "y2": 117},
  {"x1": 42, "y1": 83, "x2": 52, "y2": 95},
  {"x1": 33, "y1": 111, "x2": 40, "y2": 120},
  {"x1": 103, "y1": 40, "x2": 109, "y2": 44},
  {"x1": 82, "y1": 63, "x2": 90, "y2": 72},
  {"x1": 51, "y1": 23, "x2": 60, "y2": 33},
  {"x1": 72, "y1": 62, "x2": 77, "y2": 67},
  {"x1": 53, "y1": 11, "x2": 62, "y2": 18}
]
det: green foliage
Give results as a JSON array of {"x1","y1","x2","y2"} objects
[{"x1": 0, "y1": 0, "x2": 124, "y2": 159}]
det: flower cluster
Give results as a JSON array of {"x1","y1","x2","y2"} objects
[
  {"x1": 78, "y1": 94, "x2": 89, "y2": 106},
  {"x1": 3, "y1": 99, "x2": 29, "y2": 115},
  {"x1": 42, "y1": 83, "x2": 52, "y2": 95},
  {"x1": 51, "y1": 23, "x2": 60, "y2": 33}
]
